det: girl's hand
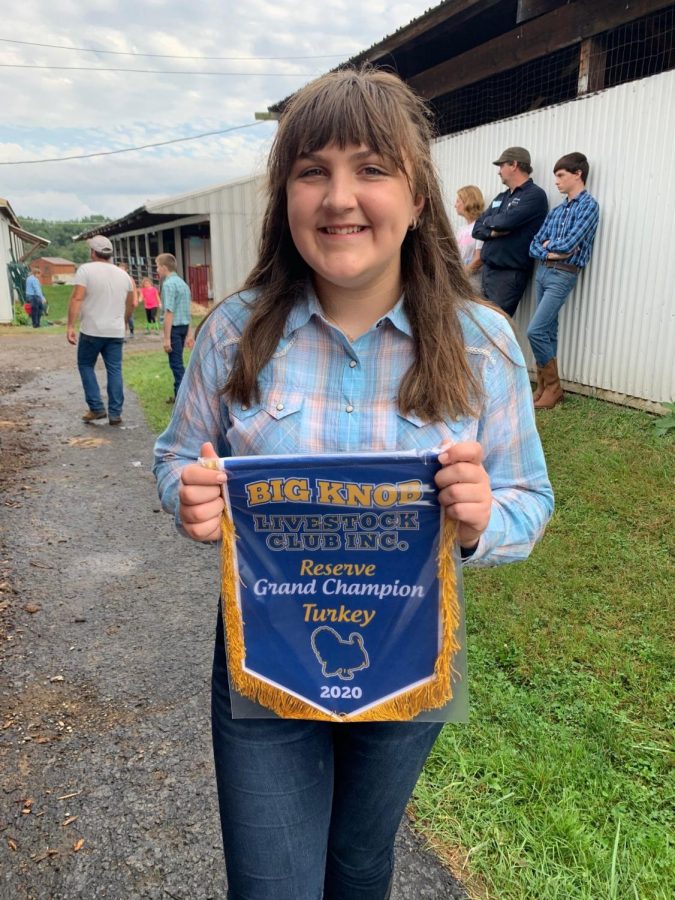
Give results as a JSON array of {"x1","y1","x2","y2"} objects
[
  {"x1": 435, "y1": 441, "x2": 492, "y2": 549},
  {"x1": 178, "y1": 442, "x2": 226, "y2": 541}
]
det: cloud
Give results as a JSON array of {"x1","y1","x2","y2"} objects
[{"x1": 1, "y1": 0, "x2": 431, "y2": 219}]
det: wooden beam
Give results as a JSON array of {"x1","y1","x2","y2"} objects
[
  {"x1": 409, "y1": 0, "x2": 674, "y2": 99},
  {"x1": 517, "y1": 0, "x2": 565, "y2": 25},
  {"x1": 352, "y1": 0, "x2": 504, "y2": 65}
]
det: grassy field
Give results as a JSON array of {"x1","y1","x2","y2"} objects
[{"x1": 124, "y1": 356, "x2": 674, "y2": 899}]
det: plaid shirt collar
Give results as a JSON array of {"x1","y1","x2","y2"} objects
[{"x1": 283, "y1": 281, "x2": 413, "y2": 339}]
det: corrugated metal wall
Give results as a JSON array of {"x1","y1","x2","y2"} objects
[
  {"x1": 433, "y1": 69, "x2": 675, "y2": 407},
  {"x1": 149, "y1": 175, "x2": 266, "y2": 305}
]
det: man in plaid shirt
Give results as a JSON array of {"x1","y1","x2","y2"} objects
[{"x1": 528, "y1": 152, "x2": 600, "y2": 409}]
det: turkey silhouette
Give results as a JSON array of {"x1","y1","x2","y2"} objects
[{"x1": 311, "y1": 626, "x2": 370, "y2": 681}]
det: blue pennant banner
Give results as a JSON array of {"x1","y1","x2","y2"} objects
[{"x1": 206, "y1": 449, "x2": 468, "y2": 722}]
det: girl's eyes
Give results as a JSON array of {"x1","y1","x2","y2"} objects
[{"x1": 295, "y1": 164, "x2": 388, "y2": 178}]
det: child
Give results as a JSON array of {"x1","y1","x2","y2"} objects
[
  {"x1": 154, "y1": 68, "x2": 553, "y2": 900},
  {"x1": 139, "y1": 277, "x2": 161, "y2": 333}
]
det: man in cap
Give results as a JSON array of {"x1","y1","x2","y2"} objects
[
  {"x1": 67, "y1": 235, "x2": 135, "y2": 425},
  {"x1": 472, "y1": 147, "x2": 548, "y2": 316}
]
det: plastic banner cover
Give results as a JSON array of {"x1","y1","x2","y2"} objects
[{"x1": 207, "y1": 449, "x2": 468, "y2": 722}]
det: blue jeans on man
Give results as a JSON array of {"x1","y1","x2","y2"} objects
[
  {"x1": 77, "y1": 333, "x2": 124, "y2": 418},
  {"x1": 168, "y1": 324, "x2": 189, "y2": 398},
  {"x1": 527, "y1": 266, "x2": 578, "y2": 365},
  {"x1": 481, "y1": 266, "x2": 530, "y2": 317},
  {"x1": 211, "y1": 611, "x2": 440, "y2": 899},
  {"x1": 28, "y1": 297, "x2": 42, "y2": 328}
]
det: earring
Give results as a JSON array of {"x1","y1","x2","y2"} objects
[{"x1": 408, "y1": 217, "x2": 420, "y2": 231}]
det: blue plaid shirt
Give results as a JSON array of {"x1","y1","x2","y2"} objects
[
  {"x1": 161, "y1": 273, "x2": 191, "y2": 326},
  {"x1": 529, "y1": 190, "x2": 599, "y2": 268},
  {"x1": 154, "y1": 288, "x2": 553, "y2": 567}
]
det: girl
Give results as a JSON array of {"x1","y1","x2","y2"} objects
[
  {"x1": 139, "y1": 277, "x2": 161, "y2": 333},
  {"x1": 454, "y1": 184, "x2": 486, "y2": 293},
  {"x1": 154, "y1": 68, "x2": 553, "y2": 900}
]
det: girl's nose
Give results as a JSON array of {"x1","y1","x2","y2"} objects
[{"x1": 322, "y1": 173, "x2": 356, "y2": 213}]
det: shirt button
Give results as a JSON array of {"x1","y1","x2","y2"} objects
[
  {"x1": 276, "y1": 403, "x2": 284, "y2": 411},
  {"x1": 346, "y1": 405, "x2": 354, "y2": 413},
  {"x1": 241, "y1": 404, "x2": 249, "y2": 411},
  {"x1": 349, "y1": 360, "x2": 357, "y2": 368}
]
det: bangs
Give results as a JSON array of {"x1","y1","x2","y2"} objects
[{"x1": 272, "y1": 70, "x2": 428, "y2": 177}]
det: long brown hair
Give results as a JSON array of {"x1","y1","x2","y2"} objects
[{"x1": 225, "y1": 67, "x2": 483, "y2": 421}]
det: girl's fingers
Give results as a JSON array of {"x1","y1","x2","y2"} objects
[
  {"x1": 179, "y1": 482, "x2": 224, "y2": 507},
  {"x1": 184, "y1": 519, "x2": 222, "y2": 542},
  {"x1": 181, "y1": 463, "x2": 227, "y2": 487},
  {"x1": 180, "y1": 496, "x2": 224, "y2": 525}
]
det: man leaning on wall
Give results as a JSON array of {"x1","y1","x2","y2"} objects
[
  {"x1": 528, "y1": 152, "x2": 600, "y2": 409},
  {"x1": 472, "y1": 147, "x2": 548, "y2": 317}
]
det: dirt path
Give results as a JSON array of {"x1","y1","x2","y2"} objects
[{"x1": 0, "y1": 330, "x2": 465, "y2": 899}]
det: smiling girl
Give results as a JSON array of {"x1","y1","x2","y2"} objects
[{"x1": 154, "y1": 68, "x2": 553, "y2": 900}]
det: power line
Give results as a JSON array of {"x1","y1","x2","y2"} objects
[
  {"x1": 0, "y1": 36, "x2": 350, "y2": 61},
  {"x1": 0, "y1": 121, "x2": 267, "y2": 166},
  {"x1": 0, "y1": 62, "x2": 320, "y2": 76}
]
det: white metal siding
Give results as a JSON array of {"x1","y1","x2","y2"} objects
[
  {"x1": 0, "y1": 220, "x2": 12, "y2": 324},
  {"x1": 148, "y1": 176, "x2": 265, "y2": 302},
  {"x1": 433, "y1": 69, "x2": 675, "y2": 406}
]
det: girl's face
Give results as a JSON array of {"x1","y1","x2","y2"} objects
[
  {"x1": 286, "y1": 143, "x2": 424, "y2": 302},
  {"x1": 454, "y1": 194, "x2": 466, "y2": 218}
]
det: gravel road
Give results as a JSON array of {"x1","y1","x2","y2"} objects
[{"x1": 0, "y1": 329, "x2": 466, "y2": 900}]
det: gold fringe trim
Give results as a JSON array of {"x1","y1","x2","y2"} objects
[{"x1": 220, "y1": 512, "x2": 460, "y2": 722}]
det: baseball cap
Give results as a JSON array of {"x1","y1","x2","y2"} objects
[
  {"x1": 493, "y1": 147, "x2": 531, "y2": 166},
  {"x1": 87, "y1": 235, "x2": 113, "y2": 255}
]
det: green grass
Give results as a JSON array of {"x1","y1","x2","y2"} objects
[
  {"x1": 123, "y1": 350, "x2": 178, "y2": 433},
  {"x1": 414, "y1": 396, "x2": 674, "y2": 899},
  {"x1": 123, "y1": 372, "x2": 674, "y2": 899}
]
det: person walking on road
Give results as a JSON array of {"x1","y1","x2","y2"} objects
[
  {"x1": 67, "y1": 235, "x2": 135, "y2": 425},
  {"x1": 156, "y1": 253, "x2": 193, "y2": 403},
  {"x1": 154, "y1": 69, "x2": 553, "y2": 900},
  {"x1": 528, "y1": 152, "x2": 600, "y2": 409},
  {"x1": 472, "y1": 147, "x2": 548, "y2": 316},
  {"x1": 25, "y1": 268, "x2": 46, "y2": 329}
]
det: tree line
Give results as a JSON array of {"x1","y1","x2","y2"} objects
[{"x1": 19, "y1": 215, "x2": 111, "y2": 265}]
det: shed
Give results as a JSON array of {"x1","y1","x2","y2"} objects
[
  {"x1": 32, "y1": 257, "x2": 77, "y2": 286},
  {"x1": 0, "y1": 199, "x2": 49, "y2": 324}
]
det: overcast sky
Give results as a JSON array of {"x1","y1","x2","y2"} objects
[{"x1": 1, "y1": 0, "x2": 434, "y2": 222}]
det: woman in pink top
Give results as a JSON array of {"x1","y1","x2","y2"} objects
[
  {"x1": 454, "y1": 185, "x2": 485, "y2": 294},
  {"x1": 140, "y1": 278, "x2": 161, "y2": 332}
]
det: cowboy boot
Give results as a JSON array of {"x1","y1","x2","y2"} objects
[
  {"x1": 532, "y1": 365, "x2": 545, "y2": 402},
  {"x1": 534, "y1": 358, "x2": 564, "y2": 409}
]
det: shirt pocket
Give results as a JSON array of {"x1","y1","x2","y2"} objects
[
  {"x1": 227, "y1": 390, "x2": 305, "y2": 456},
  {"x1": 394, "y1": 410, "x2": 478, "y2": 451}
]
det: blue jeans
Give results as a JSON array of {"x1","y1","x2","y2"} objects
[
  {"x1": 527, "y1": 266, "x2": 578, "y2": 366},
  {"x1": 211, "y1": 611, "x2": 442, "y2": 900},
  {"x1": 28, "y1": 297, "x2": 42, "y2": 328},
  {"x1": 167, "y1": 324, "x2": 188, "y2": 397},
  {"x1": 77, "y1": 333, "x2": 124, "y2": 417},
  {"x1": 481, "y1": 265, "x2": 530, "y2": 317}
]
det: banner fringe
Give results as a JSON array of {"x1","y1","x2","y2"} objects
[{"x1": 220, "y1": 512, "x2": 460, "y2": 722}]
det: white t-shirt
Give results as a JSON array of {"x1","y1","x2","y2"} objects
[{"x1": 75, "y1": 262, "x2": 133, "y2": 338}]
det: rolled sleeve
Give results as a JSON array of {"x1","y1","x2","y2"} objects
[{"x1": 153, "y1": 318, "x2": 232, "y2": 537}]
